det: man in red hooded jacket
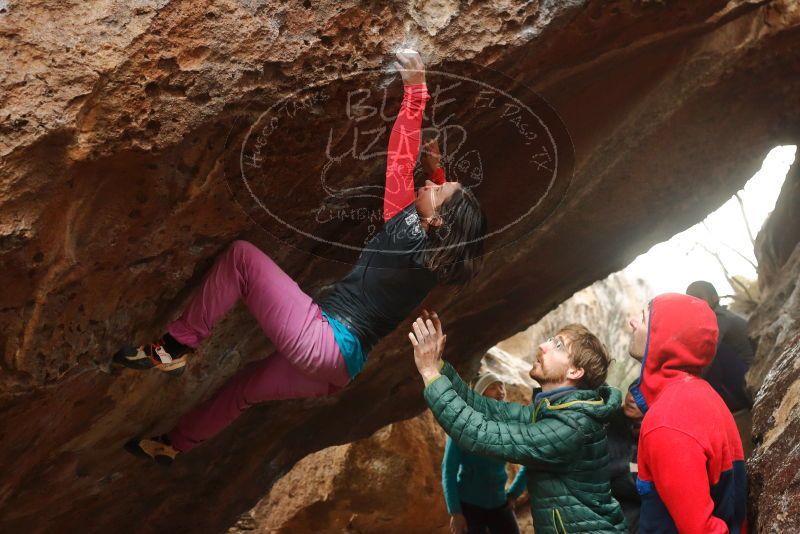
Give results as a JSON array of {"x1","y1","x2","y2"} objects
[{"x1": 627, "y1": 293, "x2": 747, "y2": 534}]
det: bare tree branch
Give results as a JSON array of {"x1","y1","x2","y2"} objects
[
  {"x1": 734, "y1": 192, "x2": 756, "y2": 248},
  {"x1": 688, "y1": 194, "x2": 761, "y2": 309},
  {"x1": 696, "y1": 243, "x2": 757, "y2": 305},
  {"x1": 701, "y1": 219, "x2": 758, "y2": 271},
  {"x1": 717, "y1": 240, "x2": 759, "y2": 271}
]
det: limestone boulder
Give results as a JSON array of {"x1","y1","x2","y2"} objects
[{"x1": 228, "y1": 411, "x2": 453, "y2": 534}]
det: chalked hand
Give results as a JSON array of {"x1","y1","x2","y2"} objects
[{"x1": 393, "y1": 49, "x2": 425, "y2": 85}]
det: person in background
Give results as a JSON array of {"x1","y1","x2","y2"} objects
[
  {"x1": 628, "y1": 293, "x2": 747, "y2": 533},
  {"x1": 606, "y1": 388, "x2": 644, "y2": 533},
  {"x1": 686, "y1": 280, "x2": 755, "y2": 456},
  {"x1": 442, "y1": 372, "x2": 527, "y2": 534}
]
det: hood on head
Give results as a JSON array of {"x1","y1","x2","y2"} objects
[{"x1": 629, "y1": 293, "x2": 718, "y2": 414}]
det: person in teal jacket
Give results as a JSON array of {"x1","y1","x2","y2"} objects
[{"x1": 442, "y1": 371, "x2": 527, "y2": 534}]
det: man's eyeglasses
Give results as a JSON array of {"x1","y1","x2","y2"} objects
[{"x1": 545, "y1": 336, "x2": 567, "y2": 352}]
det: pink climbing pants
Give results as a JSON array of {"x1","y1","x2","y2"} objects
[{"x1": 165, "y1": 240, "x2": 350, "y2": 452}]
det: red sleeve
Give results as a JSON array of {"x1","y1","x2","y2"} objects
[
  {"x1": 430, "y1": 166, "x2": 446, "y2": 185},
  {"x1": 383, "y1": 83, "x2": 429, "y2": 222},
  {"x1": 639, "y1": 427, "x2": 730, "y2": 534}
]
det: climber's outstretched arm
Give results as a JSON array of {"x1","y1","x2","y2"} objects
[{"x1": 384, "y1": 50, "x2": 429, "y2": 222}]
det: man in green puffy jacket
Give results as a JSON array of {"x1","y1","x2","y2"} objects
[{"x1": 409, "y1": 311, "x2": 627, "y2": 534}]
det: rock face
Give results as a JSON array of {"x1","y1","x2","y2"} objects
[
  {"x1": 1, "y1": 1, "x2": 799, "y2": 532},
  {"x1": 747, "y1": 159, "x2": 800, "y2": 533},
  {"x1": 229, "y1": 410, "x2": 453, "y2": 534},
  {"x1": 228, "y1": 408, "x2": 534, "y2": 534},
  {"x1": 226, "y1": 353, "x2": 536, "y2": 534}
]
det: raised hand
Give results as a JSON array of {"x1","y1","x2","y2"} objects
[
  {"x1": 393, "y1": 50, "x2": 426, "y2": 85},
  {"x1": 408, "y1": 310, "x2": 447, "y2": 383},
  {"x1": 420, "y1": 309, "x2": 447, "y2": 354}
]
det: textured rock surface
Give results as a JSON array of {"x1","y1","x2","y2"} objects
[
  {"x1": 747, "y1": 158, "x2": 800, "y2": 533},
  {"x1": 1, "y1": 1, "x2": 800, "y2": 532},
  {"x1": 227, "y1": 409, "x2": 533, "y2": 534},
  {"x1": 228, "y1": 411, "x2": 455, "y2": 534}
]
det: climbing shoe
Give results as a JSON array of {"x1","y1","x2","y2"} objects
[
  {"x1": 112, "y1": 337, "x2": 189, "y2": 377},
  {"x1": 124, "y1": 435, "x2": 179, "y2": 466}
]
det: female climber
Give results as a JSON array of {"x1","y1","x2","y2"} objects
[{"x1": 116, "y1": 50, "x2": 488, "y2": 464}]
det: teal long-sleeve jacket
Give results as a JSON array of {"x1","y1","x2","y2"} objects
[
  {"x1": 442, "y1": 436, "x2": 527, "y2": 514},
  {"x1": 426, "y1": 361, "x2": 627, "y2": 534}
]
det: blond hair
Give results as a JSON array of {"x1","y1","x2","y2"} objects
[{"x1": 557, "y1": 324, "x2": 612, "y2": 390}]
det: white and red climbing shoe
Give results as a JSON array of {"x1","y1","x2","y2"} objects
[{"x1": 112, "y1": 340, "x2": 188, "y2": 377}]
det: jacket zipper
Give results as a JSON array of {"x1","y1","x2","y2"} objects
[{"x1": 552, "y1": 508, "x2": 567, "y2": 534}]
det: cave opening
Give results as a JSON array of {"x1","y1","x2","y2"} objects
[{"x1": 488, "y1": 144, "x2": 797, "y2": 391}]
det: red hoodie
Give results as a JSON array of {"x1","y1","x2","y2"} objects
[{"x1": 630, "y1": 293, "x2": 747, "y2": 534}]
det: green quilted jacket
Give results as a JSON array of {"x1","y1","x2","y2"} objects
[{"x1": 425, "y1": 362, "x2": 627, "y2": 534}]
